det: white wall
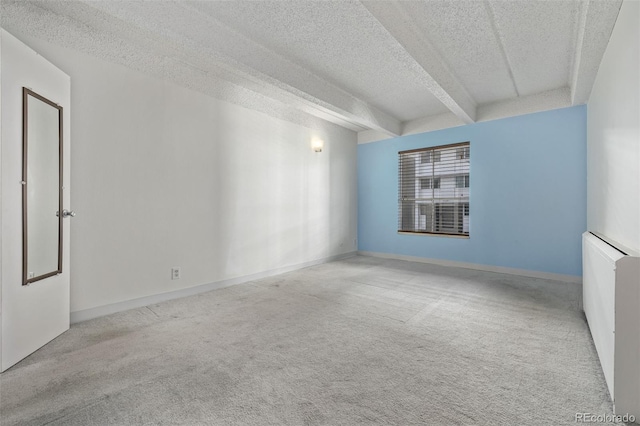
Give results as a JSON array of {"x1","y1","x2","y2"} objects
[
  {"x1": 586, "y1": 2, "x2": 640, "y2": 419},
  {"x1": 11, "y1": 35, "x2": 357, "y2": 316},
  {"x1": 587, "y1": 0, "x2": 640, "y2": 253}
]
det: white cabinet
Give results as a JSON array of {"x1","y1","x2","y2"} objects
[{"x1": 583, "y1": 232, "x2": 640, "y2": 419}]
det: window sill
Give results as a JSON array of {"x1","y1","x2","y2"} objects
[{"x1": 397, "y1": 231, "x2": 470, "y2": 239}]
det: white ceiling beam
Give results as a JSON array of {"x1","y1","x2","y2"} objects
[
  {"x1": 477, "y1": 87, "x2": 571, "y2": 122},
  {"x1": 76, "y1": 0, "x2": 402, "y2": 136},
  {"x1": 2, "y1": 0, "x2": 401, "y2": 136},
  {"x1": 570, "y1": 0, "x2": 622, "y2": 105},
  {"x1": 361, "y1": 0, "x2": 477, "y2": 124},
  {"x1": 482, "y1": 1, "x2": 520, "y2": 97}
]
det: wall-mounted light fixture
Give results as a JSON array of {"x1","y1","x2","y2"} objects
[{"x1": 311, "y1": 138, "x2": 324, "y2": 153}]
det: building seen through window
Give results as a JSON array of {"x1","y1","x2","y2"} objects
[{"x1": 399, "y1": 142, "x2": 470, "y2": 236}]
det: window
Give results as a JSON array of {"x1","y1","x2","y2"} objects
[
  {"x1": 420, "y1": 151, "x2": 441, "y2": 163},
  {"x1": 398, "y1": 142, "x2": 470, "y2": 236},
  {"x1": 457, "y1": 146, "x2": 470, "y2": 160},
  {"x1": 455, "y1": 174, "x2": 469, "y2": 188},
  {"x1": 420, "y1": 177, "x2": 440, "y2": 189}
]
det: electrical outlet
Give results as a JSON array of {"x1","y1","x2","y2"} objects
[
  {"x1": 28, "y1": 272, "x2": 35, "y2": 279},
  {"x1": 171, "y1": 267, "x2": 181, "y2": 280},
  {"x1": 353, "y1": 238, "x2": 358, "y2": 248}
]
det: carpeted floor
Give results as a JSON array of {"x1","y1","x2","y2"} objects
[{"x1": 0, "y1": 255, "x2": 618, "y2": 425}]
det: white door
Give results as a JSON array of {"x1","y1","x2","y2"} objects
[{"x1": 1, "y1": 30, "x2": 71, "y2": 372}]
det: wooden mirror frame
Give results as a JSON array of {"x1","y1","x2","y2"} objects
[{"x1": 22, "y1": 87, "x2": 63, "y2": 285}]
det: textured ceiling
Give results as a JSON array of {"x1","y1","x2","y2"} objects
[
  {"x1": 188, "y1": 1, "x2": 449, "y2": 122},
  {"x1": 0, "y1": 0, "x2": 622, "y2": 142}
]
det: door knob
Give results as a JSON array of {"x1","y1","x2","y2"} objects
[{"x1": 62, "y1": 210, "x2": 76, "y2": 218}]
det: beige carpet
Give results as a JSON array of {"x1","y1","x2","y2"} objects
[{"x1": 0, "y1": 255, "x2": 618, "y2": 425}]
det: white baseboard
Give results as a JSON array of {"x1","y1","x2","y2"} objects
[
  {"x1": 357, "y1": 251, "x2": 582, "y2": 284},
  {"x1": 70, "y1": 251, "x2": 357, "y2": 324}
]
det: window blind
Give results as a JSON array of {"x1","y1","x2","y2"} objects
[{"x1": 398, "y1": 142, "x2": 470, "y2": 236}]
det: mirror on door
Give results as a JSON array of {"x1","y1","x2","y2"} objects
[{"x1": 22, "y1": 87, "x2": 63, "y2": 285}]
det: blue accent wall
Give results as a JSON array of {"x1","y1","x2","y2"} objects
[{"x1": 357, "y1": 106, "x2": 587, "y2": 276}]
